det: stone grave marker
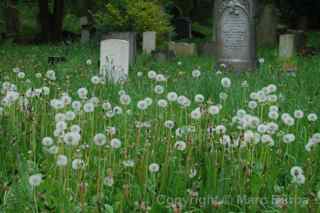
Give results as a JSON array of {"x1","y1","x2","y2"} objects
[
  {"x1": 143, "y1": 31, "x2": 156, "y2": 54},
  {"x1": 80, "y1": 16, "x2": 90, "y2": 43},
  {"x1": 257, "y1": 4, "x2": 278, "y2": 47},
  {"x1": 198, "y1": 42, "x2": 215, "y2": 57},
  {"x1": 168, "y1": 42, "x2": 197, "y2": 57},
  {"x1": 174, "y1": 17, "x2": 192, "y2": 40},
  {"x1": 279, "y1": 34, "x2": 296, "y2": 59},
  {"x1": 103, "y1": 32, "x2": 137, "y2": 65},
  {"x1": 215, "y1": 0, "x2": 256, "y2": 71},
  {"x1": 287, "y1": 29, "x2": 306, "y2": 51},
  {"x1": 100, "y1": 39, "x2": 129, "y2": 83}
]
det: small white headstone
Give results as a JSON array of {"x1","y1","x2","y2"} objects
[
  {"x1": 279, "y1": 34, "x2": 296, "y2": 59},
  {"x1": 143, "y1": 31, "x2": 156, "y2": 54},
  {"x1": 81, "y1": 30, "x2": 90, "y2": 43},
  {"x1": 100, "y1": 39, "x2": 129, "y2": 83}
]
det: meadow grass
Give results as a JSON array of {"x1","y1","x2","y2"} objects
[{"x1": 0, "y1": 42, "x2": 320, "y2": 212}]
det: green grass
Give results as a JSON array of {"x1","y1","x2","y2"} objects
[{"x1": 0, "y1": 42, "x2": 320, "y2": 212}]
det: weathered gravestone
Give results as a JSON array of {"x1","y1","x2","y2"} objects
[
  {"x1": 174, "y1": 17, "x2": 192, "y2": 40},
  {"x1": 80, "y1": 16, "x2": 90, "y2": 43},
  {"x1": 100, "y1": 39, "x2": 129, "y2": 83},
  {"x1": 287, "y1": 30, "x2": 306, "y2": 51},
  {"x1": 103, "y1": 32, "x2": 137, "y2": 65},
  {"x1": 279, "y1": 34, "x2": 296, "y2": 59},
  {"x1": 143, "y1": 31, "x2": 156, "y2": 54},
  {"x1": 257, "y1": 4, "x2": 278, "y2": 47},
  {"x1": 168, "y1": 42, "x2": 197, "y2": 57},
  {"x1": 215, "y1": 0, "x2": 256, "y2": 71},
  {"x1": 198, "y1": 42, "x2": 215, "y2": 57}
]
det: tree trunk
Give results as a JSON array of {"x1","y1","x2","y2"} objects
[
  {"x1": 38, "y1": 0, "x2": 50, "y2": 42},
  {"x1": 52, "y1": 0, "x2": 65, "y2": 42},
  {"x1": 5, "y1": 0, "x2": 20, "y2": 36},
  {"x1": 38, "y1": 0, "x2": 64, "y2": 43}
]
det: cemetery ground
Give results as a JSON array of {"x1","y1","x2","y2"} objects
[{"x1": 0, "y1": 40, "x2": 320, "y2": 212}]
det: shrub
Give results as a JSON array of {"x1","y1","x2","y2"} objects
[{"x1": 95, "y1": 0, "x2": 172, "y2": 35}]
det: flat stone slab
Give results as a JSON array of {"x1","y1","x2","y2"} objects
[{"x1": 168, "y1": 42, "x2": 197, "y2": 57}]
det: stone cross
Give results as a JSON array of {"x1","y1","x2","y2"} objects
[
  {"x1": 100, "y1": 39, "x2": 129, "y2": 83},
  {"x1": 143, "y1": 31, "x2": 156, "y2": 54},
  {"x1": 215, "y1": 0, "x2": 256, "y2": 71}
]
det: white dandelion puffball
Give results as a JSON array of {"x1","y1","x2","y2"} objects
[
  {"x1": 258, "y1": 58, "x2": 265, "y2": 64},
  {"x1": 144, "y1": 97, "x2": 153, "y2": 106},
  {"x1": 93, "y1": 133, "x2": 107, "y2": 146},
  {"x1": 72, "y1": 159, "x2": 85, "y2": 170},
  {"x1": 157, "y1": 99, "x2": 168, "y2": 108},
  {"x1": 137, "y1": 71, "x2": 143, "y2": 77},
  {"x1": 29, "y1": 174, "x2": 43, "y2": 187},
  {"x1": 123, "y1": 160, "x2": 135, "y2": 168},
  {"x1": 77, "y1": 87, "x2": 88, "y2": 99},
  {"x1": 91, "y1": 76, "x2": 100, "y2": 85},
  {"x1": 164, "y1": 120, "x2": 175, "y2": 129},
  {"x1": 221, "y1": 77, "x2": 231, "y2": 88},
  {"x1": 154, "y1": 85, "x2": 164, "y2": 95},
  {"x1": 292, "y1": 174, "x2": 305, "y2": 185},
  {"x1": 137, "y1": 100, "x2": 148, "y2": 110},
  {"x1": 290, "y1": 166, "x2": 303, "y2": 177},
  {"x1": 149, "y1": 163, "x2": 160, "y2": 173},
  {"x1": 63, "y1": 132, "x2": 81, "y2": 146},
  {"x1": 42, "y1": 137, "x2": 54, "y2": 147},
  {"x1": 148, "y1": 70, "x2": 157, "y2": 79},
  {"x1": 120, "y1": 94, "x2": 131, "y2": 105},
  {"x1": 72, "y1": 101, "x2": 82, "y2": 111},
  {"x1": 83, "y1": 102, "x2": 95, "y2": 113},
  {"x1": 46, "y1": 70, "x2": 56, "y2": 80},
  {"x1": 282, "y1": 133, "x2": 295, "y2": 144},
  {"x1": 192, "y1": 69, "x2": 201, "y2": 78},
  {"x1": 113, "y1": 106, "x2": 123, "y2": 115},
  {"x1": 208, "y1": 105, "x2": 220, "y2": 115},
  {"x1": 17, "y1": 72, "x2": 25, "y2": 79},
  {"x1": 156, "y1": 74, "x2": 167, "y2": 82},
  {"x1": 194, "y1": 94, "x2": 205, "y2": 103},
  {"x1": 189, "y1": 168, "x2": 197, "y2": 178},
  {"x1": 294, "y1": 110, "x2": 304, "y2": 119},
  {"x1": 175, "y1": 141, "x2": 187, "y2": 151},
  {"x1": 167, "y1": 92, "x2": 178, "y2": 102},
  {"x1": 86, "y1": 59, "x2": 92, "y2": 65},
  {"x1": 56, "y1": 155, "x2": 68, "y2": 167},
  {"x1": 307, "y1": 113, "x2": 318, "y2": 122},
  {"x1": 65, "y1": 111, "x2": 76, "y2": 121},
  {"x1": 110, "y1": 138, "x2": 122, "y2": 149},
  {"x1": 248, "y1": 101, "x2": 257, "y2": 109},
  {"x1": 191, "y1": 108, "x2": 202, "y2": 120},
  {"x1": 104, "y1": 176, "x2": 114, "y2": 187}
]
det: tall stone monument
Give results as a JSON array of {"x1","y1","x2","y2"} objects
[
  {"x1": 215, "y1": 0, "x2": 256, "y2": 71},
  {"x1": 257, "y1": 4, "x2": 278, "y2": 47}
]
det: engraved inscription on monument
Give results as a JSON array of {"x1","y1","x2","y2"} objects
[
  {"x1": 215, "y1": 0, "x2": 256, "y2": 71},
  {"x1": 221, "y1": 8, "x2": 249, "y2": 58}
]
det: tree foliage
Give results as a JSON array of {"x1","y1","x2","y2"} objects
[{"x1": 95, "y1": 0, "x2": 172, "y2": 34}]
